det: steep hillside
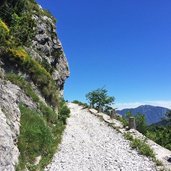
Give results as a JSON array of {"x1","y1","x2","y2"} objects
[
  {"x1": 117, "y1": 105, "x2": 169, "y2": 125},
  {"x1": 0, "y1": 0, "x2": 70, "y2": 170}
]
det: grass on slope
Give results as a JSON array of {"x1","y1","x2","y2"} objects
[
  {"x1": 6, "y1": 73, "x2": 70, "y2": 170},
  {"x1": 124, "y1": 132, "x2": 155, "y2": 158},
  {"x1": 17, "y1": 104, "x2": 53, "y2": 171},
  {"x1": 124, "y1": 133, "x2": 163, "y2": 167}
]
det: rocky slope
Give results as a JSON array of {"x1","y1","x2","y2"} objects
[
  {"x1": 0, "y1": 0, "x2": 69, "y2": 170},
  {"x1": 45, "y1": 103, "x2": 157, "y2": 171}
]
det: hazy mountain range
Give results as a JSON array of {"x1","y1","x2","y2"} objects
[{"x1": 117, "y1": 105, "x2": 170, "y2": 125}]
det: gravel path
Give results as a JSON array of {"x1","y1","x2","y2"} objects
[{"x1": 45, "y1": 103, "x2": 157, "y2": 171}]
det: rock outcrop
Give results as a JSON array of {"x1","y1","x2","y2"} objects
[
  {"x1": 30, "y1": 11, "x2": 69, "y2": 91},
  {"x1": 0, "y1": 0, "x2": 69, "y2": 170}
]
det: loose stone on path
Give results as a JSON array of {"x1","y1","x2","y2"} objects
[{"x1": 45, "y1": 103, "x2": 157, "y2": 171}]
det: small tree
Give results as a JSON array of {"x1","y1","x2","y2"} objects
[{"x1": 86, "y1": 88, "x2": 115, "y2": 110}]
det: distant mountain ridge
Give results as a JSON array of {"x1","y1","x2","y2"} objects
[{"x1": 117, "y1": 105, "x2": 169, "y2": 125}]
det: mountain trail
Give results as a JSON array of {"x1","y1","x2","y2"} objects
[{"x1": 45, "y1": 103, "x2": 157, "y2": 171}]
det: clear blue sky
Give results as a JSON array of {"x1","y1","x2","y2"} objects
[{"x1": 36, "y1": 0, "x2": 171, "y2": 109}]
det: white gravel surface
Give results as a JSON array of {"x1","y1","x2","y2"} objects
[{"x1": 45, "y1": 103, "x2": 157, "y2": 171}]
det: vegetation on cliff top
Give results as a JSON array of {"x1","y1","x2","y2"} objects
[{"x1": 0, "y1": 0, "x2": 55, "y2": 47}]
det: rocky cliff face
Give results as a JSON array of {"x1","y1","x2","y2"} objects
[
  {"x1": 30, "y1": 9, "x2": 69, "y2": 91},
  {"x1": 0, "y1": 1, "x2": 69, "y2": 170}
]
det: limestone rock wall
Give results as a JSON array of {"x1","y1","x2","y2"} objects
[{"x1": 29, "y1": 11, "x2": 69, "y2": 91}]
